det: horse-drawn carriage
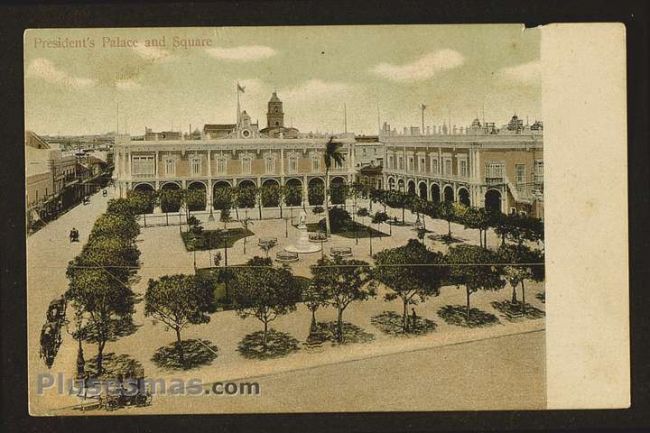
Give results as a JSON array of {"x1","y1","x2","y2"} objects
[
  {"x1": 76, "y1": 377, "x2": 153, "y2": 412},
  {"x1": 39, "y1": 297, "x2": 67, "y2": 368}
]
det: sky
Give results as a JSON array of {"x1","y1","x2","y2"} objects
[{"x1": 24, "y1": 25, "x2": 540, "y2": 136}]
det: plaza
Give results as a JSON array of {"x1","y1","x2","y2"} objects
[{"x1": 28, "y1": 186, "x2": 546, "y2": 414}]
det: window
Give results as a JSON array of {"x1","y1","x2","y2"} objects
[
  {"x1": 460, "y1": 160, "x2": 468, "y2": 177},
  {"x1": 216, "y1": 156, "x2": 227, "y2": 174},
  {"x1": 288, "y1": 156, "x2": 298, "y2": 173},
  {"x1": 444, "y1": 158, "x2": 452, "y2": 176},
  {"x1": 516, "y1": 164, "x2": 526, "y2": 183},
  {"x1": 191, "y1": 157, "x2": 201, "y2": 176},
  {"x1": 419, "y1": 156, "x2": 426, "y2": 173},
  {"x1": 362, "y1": 148, "x2": 367, "y2": 156},
  {"x1": 431, "y1": 158, "x2": 439, "y2": 175},
  {"x1": 486, "y1": 162, "x2": 504, "y2": 181},
  {"x1": 398, "y1": 156, "x2": 404, "y2": 170},
  {"x1": 164, "y1": 158, "x2": 175, "y2": 176},
  {"x1": 407, "y1": 156, "x2": 414, "y2": 171},
  {"x1": 534, "y1": 160, "x2": 544, "y2": 183},
  {"x1": 387, "y1": 155, "x2": 393, "y2": 169},
  {"x1": 241, "y1": 156, "x2": 252, "y2": 174},
  {"x1": 132, "y1": 155, "x2": 155, "y2": 175},
  {"x1": 312, "y1": 155, "x2": 321, "y2": 171},
  {"x1": 265, "y1": 156, "x2": 275, "y2": 174}
]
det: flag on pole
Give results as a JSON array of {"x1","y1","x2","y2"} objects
[{"x1": 237, "y1": 82, "x2": 245, "y2": 93}]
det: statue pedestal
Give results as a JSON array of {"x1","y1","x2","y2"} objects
[{"x1": 285, "y1": 223, "x2": 321, "y2": 254}]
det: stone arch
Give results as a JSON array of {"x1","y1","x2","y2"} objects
[
  {"x1": 187, "y1": 181, "x2": 207, "y2": 212},
  {"x1": 407, "y1": 180, "x2": 416, "y2": 196},
  {"x1": 237, "y1": 179, "x2": 257, "y2": 209},
  {"x1": 261, "y1": 178, "x2": 280, "y2": 207},
  {"x1": 160, "y1": 180, "x2": 181, "y2": 189},
  {"x1": 458, "y1": 187, "x2": 471, "y2": 207},
  {"x1": 212, "y1": 180, "x2": 233, "y2": 211},
  {"x1": 430, "y1": 183, "x2": 441, "y2": 202},
  {"x1": 485, "y1": 189, "x2": 502, "y2": 213},
  {"x1": 330, "y1": 176, "x2": 346, "y2": 205},
  {"x1": 397, "y1": 178, "x2": 405, "y2": 192},
  {"x1": 387, "y1": 176, "x2": 396, "y2": 190},
  {"x1": 133, "y1": 182, "x2": 155, "y2": 193},
  {"x1": 131, "y1": 183, "x2": 155, "y2": 214},
  {"x1": 238, "y1": 179, "x2": 257, "y2": 188},
  {"x1": 159, "y1": 182, "x2": 182, "y2": 213},
  {"x1": 443, "y1": 185, "x2": 454, "y2": 203},
  {"x1": 285, "y1": 178, "x2": 303, "y2": 206},
  {"x1": 308, "y1": 177, "x2": 325, "y2": 206},
  {"x1": 418, "y1": 181, "x2": 428, "y2": 200}
]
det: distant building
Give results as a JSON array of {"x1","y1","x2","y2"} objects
[
  {"x1": 381, "y1": 115, "x2": 544, "y2": 218},
  {"x1": 354, "y1": 135, "x2": 383, "y2": 168},
  {"x1": 113, "y1": 92, "x2": 356, "y2": 209}
]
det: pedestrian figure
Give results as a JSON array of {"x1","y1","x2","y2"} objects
[{"x1": 411, "y1": 308, "x2": 417, "y2": 329}]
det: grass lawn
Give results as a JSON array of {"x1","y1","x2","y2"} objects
[
  {"x1": 181, "y1": 228, "x2": 254, "y2": 251},
  {"x1": 305, "y1": 222, "x2": 388, "y2": 239}
]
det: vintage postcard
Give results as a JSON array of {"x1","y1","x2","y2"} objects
[{"x1": 24, "y1": 24, "x2": 628, "y2": 415}]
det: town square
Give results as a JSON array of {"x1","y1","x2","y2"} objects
[{"x1": 25, "y1": 25, "x2": 547, "y2": 414}]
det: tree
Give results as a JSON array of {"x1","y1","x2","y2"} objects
[
  {"x1": 498, "y1": 244, "x2": 545, "y2": 313},
  {"x1": 231, "y1": 257, "x2": 302, "y2": 348},
  {"x1": 65, "y1": 268, "x2": 136, "y2": 375},
  {"x1": 357, "y1": 207, "x2": 369, "y2": 225},
  {"x1": 236, "y1": 185, "x2": 257, "y2": 210},
  {"x1": 446, "y1": 244, "x2": 505, "y2": 321},
  {"x1": 303, "y1": 283, "x2": 329, "y2": 332},
  {"x1": 308, "y1": 182, "x2": 324, "y2": 206},
  {"x1": 374, "y1": 240, "x2": 447, "y2": 332},
  {"x1": 323, "y1": 137, "x2": 346, "y2": 236},
  {"x1": 184, "y1": 188, "x2": 206, "y2": 213},
  {"x1": 213, "y1": 186, "x2": 233, "y2": 215},
  {"x1": 310, "y1": 256, "x2": 375, "y2": 342},
  {"x1": 372, "y1": 211, "x2": 389, "y2": 236},
  {"x1": 460, "y1": 206, "x2": 490, "y2": 248},
  {"x1": 90, "y1": 213, "x2": 140, "y2": 241},
  {"x1": 439, "y1": 201, "x2": 456, "y2": 238},
  {"x1": 284, "y1": 184, "x2": 302, "y2": 207},
  {"x1": 240, "y1": 217, "x2": 254, "y2": 254},
  {"x1": 126, "y1": 190, "x2": 155, "y2": 214},
  {"x1": 145, "y1": 274, "x2": 214, "y2": 365},
  {"x1": 159, "y1": 189, "x2": 183, "y2": 214}
]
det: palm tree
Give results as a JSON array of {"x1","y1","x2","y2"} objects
[{"x1": 323, "y1": 137, "x2": 346, "y2": 237}]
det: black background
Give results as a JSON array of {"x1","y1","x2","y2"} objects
[{"x1": 1, "y1": 1, "x2": 648, "y2": 432}]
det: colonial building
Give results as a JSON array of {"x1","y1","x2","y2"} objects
[
  {"x1": 113, "y1": 92, "x2": 356, "y2": 210},
  {"x1": 381, "y1": 116, "x2": 544, "y2": 218}
]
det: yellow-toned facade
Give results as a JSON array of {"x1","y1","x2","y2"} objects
[
  {"x1": 113, "y1": 135, "x2": 357, "y2": 209},
  {"x1": 382, "y1": 128, "x2": 544, "y2": 218}
]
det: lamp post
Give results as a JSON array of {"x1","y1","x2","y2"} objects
[
  {"x1": 368, "y1": 226, "x2": 373, "y2": 257},
  {"x1": 284, "y1": 216, "x2": 289, "y2": 238}
]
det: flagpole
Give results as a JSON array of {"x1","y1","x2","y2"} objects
[{"x1": 236, "y1": 83, "x2": 241, "y2": 129}]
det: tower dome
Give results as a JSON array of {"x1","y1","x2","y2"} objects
[{"x1": 267, "y1": 92, "x2": 284, "y2": 128}]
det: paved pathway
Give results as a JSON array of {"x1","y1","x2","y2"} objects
[
  {"x1": 28, "y1": 194, "x2": 546, "y2": 415},
  {"x1": 27, "y1": 188, "x2": 112, "y2": 413}
]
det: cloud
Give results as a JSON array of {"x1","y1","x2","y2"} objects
[
  {"x1": 115, "y1": 79, "x2": 142, "y2": 91},
  {"x1": 26, "y1": 58, "x2": 95, "y2": 89},
  {"x1": 132, "y1": 45, "x2": 172, "y2": 62},
  {"x1": 206, "y1": 45, "x2": 276, "y2": 61},
  {"x1": 280, "y1": 79, "x2": 353, "y2": 102},
  {"x1": 370, "y1": 49, "x2": 465, "y2": 82},
  {"x1": 499, "y1": 60, "x2": 540, "y2": 84}
]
